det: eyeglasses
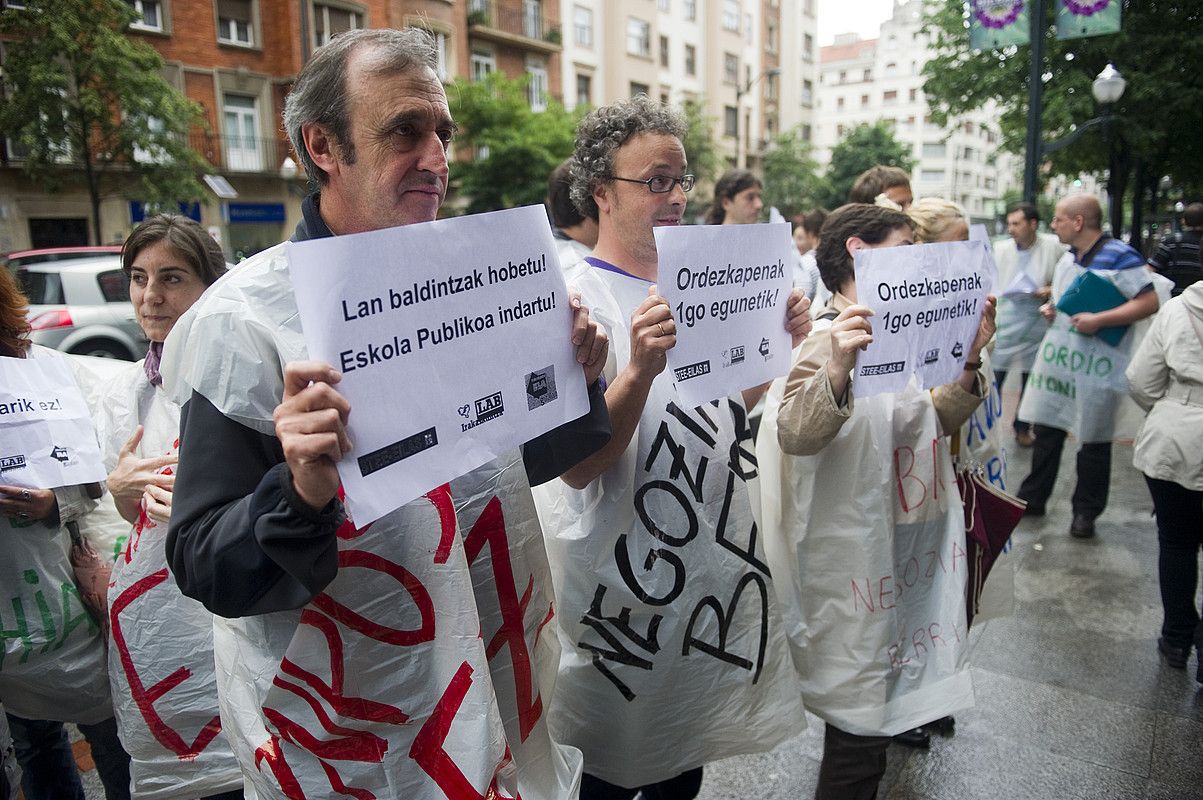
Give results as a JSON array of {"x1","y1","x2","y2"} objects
[{"x1": 608, "y1": 174, "x2": 695, "y2": 194}]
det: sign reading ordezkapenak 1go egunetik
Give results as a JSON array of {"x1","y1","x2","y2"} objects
[{"x1": 288, "y1": 205, "x2": 589, "y2": 525}]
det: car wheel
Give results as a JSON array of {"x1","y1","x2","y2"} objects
[{"x1": 69, "y1": 340, "x2": 133, "y2": 360}]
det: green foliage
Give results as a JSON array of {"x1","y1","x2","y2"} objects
[
  {"x1": 447, "y1": 73, "x2": 580, "y2": 214},
  {"x1": 820, "y1": 122, "x2": 916, "y2": 208},
  {"x1": 760, "y1": 127, "x2": 828, "y2": 220},
  {"x1": 680, "y1": 97, "x2": 722, "y2": 190},
  {"x1": 0, "y1": 0, "x2": 210, "y2": 243},
  {"x1": 921, "y1": 0, "x2": 1203, "y2": 205}
]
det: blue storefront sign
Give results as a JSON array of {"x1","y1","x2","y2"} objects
[
  {"x1": 223, "y1": 202, "x2": 286, "y2": 223},
  {"x1": 130, "y1": 201, "x2": 202, "y2": 223}
]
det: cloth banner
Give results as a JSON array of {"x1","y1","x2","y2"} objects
[
  {"x1": 968, "y1": 0, "x2": 1030, "y2": 51},
  {"x1": 1017, "y1": 262, "x2": 1155, "y2": 443},
  {"x1": 533, "y1": 264, "x2": 804, "y2": 789},
  {"x1": 757, "y1": 359, "x2": 974, "y2": 737},
  {"x1": 0, "y1": 355, "x2": 106, "y2": 489},
  {"x1": 1056, "y1": 0, "x2": 1122, "y2": 40}
]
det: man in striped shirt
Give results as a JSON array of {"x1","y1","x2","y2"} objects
[
  {"x1": 1148, "y1": 202, "x2": 1203, "y2": 296},
  {"x1": 1017, "y1": 194, "x2": 1159, "y2": 539}
]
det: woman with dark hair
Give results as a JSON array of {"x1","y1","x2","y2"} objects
[
  {"x1": 0, "y1": 267, "x2": 132, "y2": 800},
  {"x1": 96, "y1": 214, "x2": 244, "y2": 799},
  {"x1": 758, "y1": 204, "x2": 996, "y2": 799},
  {"x1": 704, "y1": 168, "x2": 763, "y2": 225}
]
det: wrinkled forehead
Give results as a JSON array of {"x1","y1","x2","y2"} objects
[
  {"x1": 614, "y1": 132, "x2": 687, "y2": 172},
  {"x1": 346, "y1": 51, "x2": 449, "y2": 119}
]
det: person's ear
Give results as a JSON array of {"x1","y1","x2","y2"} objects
[
  {"x1": 302, "y1": 122, "x2": 339, "y2": 178},
  {"x1": 845, "y1": 235, "x2": 867, "y2": 258},
  {"x1": 593, "y1": 181, "x2": 612, "y2": 216}
]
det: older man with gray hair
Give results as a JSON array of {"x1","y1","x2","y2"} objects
[
  {"x1": 164, "y1": 28, "x2": 609, "y2": 798},
  {"x1": 532, "y1": 96, "x2": 810, "y2": 800}
]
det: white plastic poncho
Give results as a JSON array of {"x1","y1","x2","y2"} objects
[
  {"x1": 162, "y1": 243, "x2": 577, "y2": 799},
  {"x1": 533, "y1": 265, "x2": 804, "y2": 788},
  {"x1": 97, "y1": 362, "x2": 243, "y2": 799},
  {"x1": 1018, "y1": 262, "x2": 1169, "y2": 443},
  {"x1": 758, "y1": 350, "x2": 974, "y2": 737},
  {"x1": 0, "y1": 346, "x2": 111, "y2": 725}
]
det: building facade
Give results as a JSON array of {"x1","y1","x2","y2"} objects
[
  {"x1": 813, "y1": 0, "x2": 1018, "y2": 223},
  {"x1": 0, "y1": 0, "x2": 562, "y2": 256}
]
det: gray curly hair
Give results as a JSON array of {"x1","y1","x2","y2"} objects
[
  {"x1": 569, "y1": 95, "x2": 687, "y2": 220},
  {"x1": 284, "y1": 28, "x2": 437, "y2": 186}
]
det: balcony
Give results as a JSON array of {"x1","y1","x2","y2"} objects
[
  {"x1": 188, "y1": 132, "x2": 292, "y2": 175},
  {"x1": 467, "y1": 0, "x2": 562, "y2": 54}
]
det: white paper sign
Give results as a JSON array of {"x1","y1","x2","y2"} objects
[
  {"x1": 853, "y1": 240, "x2": 995, "y2": 399},
  {"x1": 1001, "y1": 269, "x2": 1040, "y2": 297},
  {"x1": 654, "y1": 223, "x2": 794, "y2": 407},
  {"x1": 0, "y1": 355, "x2": 106, "y2": 488},
  {"x1": 288, "y1": 205, "x2": 590, "y2": 525},
  {"x1": 969, "y1": 223, "x2": 991, "y2": 244}
]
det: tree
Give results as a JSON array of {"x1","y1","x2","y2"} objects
[
  {"x1": 820, "y1": 121, "x2": 916, "y2": 208},
  {"x1": 0, "y1": 0, "x2": 210, "y2": 244},
  {"x1": 922, "y1": 0, "x2": 1203, "y2": 242},
  {"x1": 760, "y1": 127, "x2": 828, "y2": 220},
  {"x1": 680, "y1": 97, "x2": 722, "y2": 191},
  {"x1": 447, "y1": 73, "x2": 579, "y2": 214}
]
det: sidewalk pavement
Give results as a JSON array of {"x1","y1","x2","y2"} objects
[{"x1": 697, "y1": 435, "x2": 1203, "y2": 800}]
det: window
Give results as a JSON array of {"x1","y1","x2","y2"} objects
[
  {"x1": 470, "y1": 48, "x2": 495, "y2": 81},
  {"x1": 684, "y1": 44, "x2": 696, "y2": 76},
  {"x1": 885, "y1": 62, "x2": 897, "y2": 76},
  {"x1": 724, "y1": 106, "x2": 738, "y2": 137},
  {"x1": 836, "y1": 124, "x2": 845, "y2": 137},
  {"x1": 222, "y1": 93, "x2": 262, "y2": 171},
  {"x1": 803, "y1": 33, "x2": 813, "y2": 61},
  {"x1": 312, "y1": 2, "x2": 362, "y2": 49},
  {"x1": 838, "y1": 70, "x2": 846, "y2": 83},
  {"x1": 217, "y1": 0, "x2": 253, "y2": 46},
  {"x1": 802, "y1": 79, "x2": 813, "y2": 106},
  {"x1": 526, "y1": 56, "x2": 548, "y2": 112},
  {"x1": 97, "y1": 271, "x2": 130, "y2": 303},
  {"x1": 684, "y1": 0, "x2": 696, "y2": 20},
  {"x1": 766, "y1": 22, "x2": 777, "y2": 54},
  {"x1": 919, "y1": 168, "x2": 945, "y2": 182},
  {"x1": 745, "y1": 12, "x2": 753, "y2": 43},
  {"x1": 630, "y1": 82, "x2": 650, "y2": 98},
  {"x1": 574, "y1": 5, "x2": 592, "y2": 48},
  {"x1": 127, "y1": 0, "x2": 163, "y2": 31},
  {"x1": 658, "y1": 0, "x2": 670, "y2": 10},
  {"x1": 765, "y1": 72, "x2": 776, "y2": 100},
  {"x1": 660, "y1": 35, "x2": 669, "y2": 68},
  {"x1": 576, "y1": 73, "x2": 592, "y2": 107},
  {"x1": 922, "y1": 142, "x2": 946, "y2": 157},
  {"x1": 3, "y1": 0, "x2": 28, "y2": 8},
  {"x1": 132, "y1": 115, "x2": 169, "y2": 164},
  {"x1": 626, "y1": 17, "x2": 650, "y2": 57},
  {"x1": 836, "y1": 96, "x2": 844, "y2": 110},
  {"x1": 722, "y1": 0, "x2": 739, "y2": 31},
  {"x1": 431, "y1": 30, "x2": 449, "y2": 81},
  {"x1": 909, "y1": 87, "x2": 918, "y2": 102},
  {"x1": 801, "y1": 124, "x2": 812, "y2": 141},
  {"x1": 862, "y1": 68, "x2": 871, "y2": 81},
  {"x1": 883, "y1": 89, "x2": 898, "y2": 104},
  {"x1": 660, "y1": 91, "x2": 670, "y2": 106},
  {"x1": 860, "y1": 93, "x2": 869, "y2": 107},
  {"x1": 522, "y1": 0, "x2": 542, "y2": 39},
  {"x1": 724, "y1": 53, "x2": 738, "y2": 85}
]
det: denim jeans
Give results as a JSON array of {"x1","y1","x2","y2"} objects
[{"x1": 6, "y1": 714, "x2": 131, "y2": 800}]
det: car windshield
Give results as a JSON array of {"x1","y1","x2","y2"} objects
[{"x1": 16, "y1": 270, "x2": 65, "y2": 305}]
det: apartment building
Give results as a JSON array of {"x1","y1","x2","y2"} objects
[
  {"x1": 813, "y1": 0, "x2": 1017, "y2": 223},
  {"x1": 0, "y1": 0, "x2": 561, "y2": 255},
  {"x1": 558, "y1": 0, "x2": 817, "y2": 171}
]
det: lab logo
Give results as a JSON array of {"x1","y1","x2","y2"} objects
[
  {"x1": 50, "y1": 446, "x2": 72, "y2": 465},
  {"x1": 461, "y1": 391, "x2": 505, "y2": 431},
  {"x1": 923, "y1": 348, "x2": 940, "y2": 365},
  {"x1": 722, "y1": 345, "x2": 745, "y2": 368},
  {"x1": 759, "y1": 337, "x2": 771, "y2": 360},
  {"x1": 0, "y1": 454, "x2": 26, "y2": 473},
  {"x1": 526, "y1": 365, "x2": 558, "y2": 409},
  {"x1": 951, "y1": 341, "x2": 964, "y2": 359}
]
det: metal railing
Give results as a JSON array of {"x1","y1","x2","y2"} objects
[
  {"x1": 467, "y1": 0, "x2": 562, "y2": 45},
  {"x1": 187, "y1": 132, "x2": 292, "y2": 174}
]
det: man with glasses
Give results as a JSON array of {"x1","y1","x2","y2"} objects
[{"x1": 532, "y1": 96, "x2": 811, "y2": 800}]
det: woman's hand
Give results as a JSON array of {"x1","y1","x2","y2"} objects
[
  {"x1": 142, "y1": 484, "x2": 173, "y2": 525},
  {"x1": 0, "y1": 485, "x2": 58, "y2": 523},
  {"x1": 969, "y1": 295, "x2": 998, "y2": 360},
  {"x1": 107, "y1": 426, "x2": 177, "y2": 523}
]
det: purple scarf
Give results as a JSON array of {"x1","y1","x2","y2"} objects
[{"x1": 144, "y1": 341, "x2": 164, "y2": 387}]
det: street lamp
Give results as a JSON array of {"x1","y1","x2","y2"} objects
[
  {"x1": 735, "y1": 67, "x2": 780, "y2": 169},
  {"x1": 1023, "y1": 63, "x2": 1127, "y2": 229}
]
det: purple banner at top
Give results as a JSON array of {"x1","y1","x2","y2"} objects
[
  {"x1": 1056, "y1": 0, "x2": 1121, "y2": 40},
  {"x1": 968, "y1": 0, "x2": 1029, "y2": 51}
]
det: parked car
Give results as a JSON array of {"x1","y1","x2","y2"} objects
[
  {"x1": 15, "y1": 256, "x2": 147, "y2": 360},
  {"x1": 3, "y1": 245, "x2": 123, "y2": 271}
]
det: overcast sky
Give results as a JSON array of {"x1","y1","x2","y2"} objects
[{"x1": 817, "y1": 0, "x2": 896, "y2": 46}]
